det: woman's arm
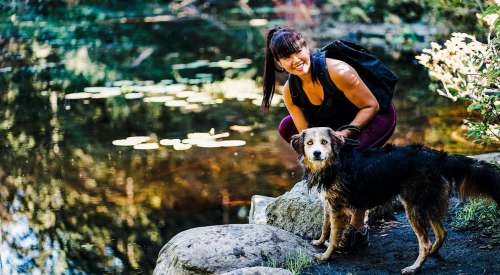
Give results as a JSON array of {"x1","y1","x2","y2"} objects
[
  {"x1": 282, "y1": 81, "x2": 309, "y2": 133},
  {"x1": 326, "y1": 59, "x2": 380, "y2": 138}
]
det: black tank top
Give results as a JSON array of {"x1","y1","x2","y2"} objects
[{"x1": 288, "y1": 52, "x2": 360, "y2": 130}]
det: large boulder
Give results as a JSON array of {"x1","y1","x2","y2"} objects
[
  {"x1": 265, "y1": 181, "x2": 323, "y2": 240},
  {"x1": 153, "y1": 224, "x2": 315, "y2": 275}
]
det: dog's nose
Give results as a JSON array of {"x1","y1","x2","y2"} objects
[{"x1": 313, "y1": 151, "x2": 321, "y2": 159}]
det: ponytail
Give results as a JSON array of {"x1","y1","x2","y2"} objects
[
  {"x1": 261, "y1": 27, "x2": 281, "y2": 112},
  {"x1": 261, "y1": 27, "x2": 306, "y2": 111}
]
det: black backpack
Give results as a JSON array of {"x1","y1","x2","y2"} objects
[{"x1": 319, "y1": 40, "x2": 399, "y2": 111}]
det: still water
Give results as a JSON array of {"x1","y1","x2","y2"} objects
[{"x1": 0, "y1": 5, "x2": 496, "y2": 275}]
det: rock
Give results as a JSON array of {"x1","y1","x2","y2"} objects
[
  {"x1": 220, "y1": 266, "x2": 292, "y2": 275},
  {"x1": 248, "y1": 195, "x2": 275, "y2": 224},
  {"x1": 470, "y1": 152, "x2": 500, "y2": 165},
  {"x1": 264, "y1": 180, "x2": 399, "y2": 240},
  {"x1": 153, "y1": 224, "x2": 314, "y2": 275},
  {"x1": 265, "y1": 180, "x2": 323, "y2": 240}
]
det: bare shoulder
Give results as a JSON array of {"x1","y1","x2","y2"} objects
[{"x1": 325, "y1": 58, "x2": 359, "y2": 88}]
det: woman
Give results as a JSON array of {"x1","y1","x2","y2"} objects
[{"x1": 261, "y1": 27, "x2": 397, "y2": 251}]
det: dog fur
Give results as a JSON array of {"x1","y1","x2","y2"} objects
[{"x1": 290, "y1": 127, "x2": 500, "y2": 274}]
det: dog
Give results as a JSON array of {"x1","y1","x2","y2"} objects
[{"x1": 290, "y1": 127, "x2": 500, "y2": 274}]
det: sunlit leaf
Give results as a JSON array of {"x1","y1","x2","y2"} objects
[
  {"x1": 173, "y1": 143, "x2": 192, "y2": 150},
  {"x1": 124, "y1": 92, "x2": 144, "y2": 99},
  {"x1": 133, "y1": 143, "x2": 159, "y2": 150},
  {"x1": 65, "y1": 92, "x2": 92, "y2": 99},
  {"x1": 164, "y1": 100, "x2": 189, "y2": 107},
  {"x1": 143, "y1": 96, "x2": 174, "y2": 103},
  {"x1": 229, "y1": 125, "x2": 253, "y2": 133},
  {"x1": 159, "y1": 139, "x2": 181, "y2": 146},
  {"x1": 126, "y1": 136, "x2": 150, "y2": 144},
  {"x1": 84, "y1": 87, "x2": 121, "y2": 93}
]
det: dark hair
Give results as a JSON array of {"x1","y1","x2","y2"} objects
[{"x1": 261, "y1": 27, "x2": 307, "y2": 111}]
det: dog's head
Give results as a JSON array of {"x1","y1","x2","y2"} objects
[{"x1": 290, "y1": 127, "x2": 345, "y2": 172}]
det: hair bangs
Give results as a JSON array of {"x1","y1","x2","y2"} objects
[{"x1": 270, "y1": 31, "x2": 306, "y2": 60}]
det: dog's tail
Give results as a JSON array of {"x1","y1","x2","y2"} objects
[{"x1": 442, "y1": 154, "x2": 500, "y2": 205}]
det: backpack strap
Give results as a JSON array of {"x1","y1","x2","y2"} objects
[{"x1": 313, "y1": 51, "x2": 339, "y2": 95}]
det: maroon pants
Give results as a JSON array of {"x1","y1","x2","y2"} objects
[{"x1": 278, "y1": 103, "x2": 397, "y2": 151}]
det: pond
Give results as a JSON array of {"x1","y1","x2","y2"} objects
[{"x1": 0, "y1": 4, "x2": 497, "y2": 274}]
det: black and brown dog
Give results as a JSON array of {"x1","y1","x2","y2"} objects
[{"x1": 290, "y1": 127, "x2": 500, "y2": 274}]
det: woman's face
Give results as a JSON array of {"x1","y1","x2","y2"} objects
[{"x1": 277, "y1": 46, "x2": 311, "y2": 76}]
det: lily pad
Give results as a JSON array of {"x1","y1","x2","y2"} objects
[
  {"x1": 112, "y1": 139, "x2": 136, "y2": 146},
  {"x1": 126, "y1": 136, "x2": 150, "y2": 144},
  {"x1": 113, "y1": 80, "x2": 134, "y2": 87},
  {"x1": 229, "y1": 125, "x2": 253, "y2": 133},
  {"x1": 143, "y1": 96, "x2": 174, "y2": 103},
  {"x1": 124, "y1": 92, "x2": 144, "y2": 99},
  {"x1": 91, "y1": 90, "x2": 122, "y2": 98},
  {"x1": 176, "y1": 91, "x2": 199, "y2": 98},
  {"x1": 165, "y1": 100, "x2": 189, "y2": 107},
  {"x1": 84, "y1": 87, "x2": 121, "y2": 93},
  {"x1": 65, "y1": 92, "x2": 92, "y2": 100},
  {"x1": 133, "y1": 143, "x2": 160, "y2": 150},
  {"x1": 173, "y1": 143, "x2": 192, "y2": 151},
  {"x1": 159, "y1": 139, "x2": 181, "y2": 146}
]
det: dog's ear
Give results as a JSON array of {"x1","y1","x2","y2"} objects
[
  {"x1": 290, "y1": 132, "x2": 304, "y2": 155},
  {"x1": 327, "y1": 128, "x2": 345, "y2": 154}
]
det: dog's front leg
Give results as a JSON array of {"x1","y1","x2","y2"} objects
[
  {"x1": 312, "y1": 201, "x2": 330, "y2": 246},
  {"x1": 316, "y1": 209, "x2": 343, "y2": 261}
]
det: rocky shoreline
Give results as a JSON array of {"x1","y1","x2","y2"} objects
[{"x1": 153, "y1": 152, "x2": 499, "y2": 275}]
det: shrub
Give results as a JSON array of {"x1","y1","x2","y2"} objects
[
  {"x1": 416, "y1": 3, "x2": 499, "y2": 144},
  {"x1": 451, "y1": 198, "x2": 500, "y2": 232}
]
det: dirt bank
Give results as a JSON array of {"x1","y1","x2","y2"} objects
[{"x1": 302, "y1": 212, "x2": 500, "y2": 275}]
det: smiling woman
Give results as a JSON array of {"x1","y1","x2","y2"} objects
[{"x1": 261, "y1": 26, "x2": 399, "y2": 252}]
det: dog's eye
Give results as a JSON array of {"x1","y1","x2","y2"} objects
[
  {"x1": 321, "y1": 139, "x2": 328, "y2": 145},
  {"x1": 306, "y1": 140, "x2": 313, "y2": 145}
]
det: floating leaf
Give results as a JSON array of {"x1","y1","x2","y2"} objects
[
  {"x1": 176, "y1": 91, "x2": 199, "y2": 98},
  {"x1": 124, "y1": 92, "x2": 144, "y2": 99},
  {"x1": 249, "y1": 18, "x2": 268, "y2": 26},
  {"x1": 130, "y1": 85, "x2": 169, "y2": 93},
  {"x1": 84, "y1": 87, "x2": 121, "y2": 93},
  {"x1": 126, "y1": 136, "x2": 150, "y2": 144},
  {"x1": 159, "y1": 139, "x2": 181, "y2": 146},
  {"x1": 91, "y1": 90, "x2": 122, "y2": 98},
  {"x1": 112, "y1": 139, "x2": 136, "y2": 146},
  {"x1": 143, "y1": 96, "x2": 174, "y2": 103},
  {"x1": 173, "y1": 143, "x2": 192, "y2": 150},
  {"x1": 65, "y1": 92, "x2": 92, "y2": 99},
  {"x1": 113, "y1": 80, "x2": 134, "y2": 87},
  {"x1": 134, "y1": 143, "x2": 159, "y2": 150},
  {"x1": 195, "y1": 140, "x2": 221, "y2": 148},
  {"x1": 229, "y1": 125, "x2": 253, "y2": 133},
  {"x1": 165, "y1": 100, "x2": 189, "y2": 107}
]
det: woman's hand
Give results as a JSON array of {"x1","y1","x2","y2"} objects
[{"x1": 335, "y1": 129, "x2": 352, "y2": 138}]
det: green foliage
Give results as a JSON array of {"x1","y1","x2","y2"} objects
[
  {"x1": 451, "y1": 198, "x2": 500, "y2": 232},
  {"x1": 263, "y1": 249, "x2": 313, "y2": 275},
  {"x1": 285, "y1": 250, "x2": 314, "y2": 275},
  {"x1": 416, "y1": 2, "x2": 499, "y2": 144}
]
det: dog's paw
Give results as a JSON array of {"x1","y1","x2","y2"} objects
[
  {"x1": 314, "y1": 252, "x2": 331, "y2": 262},
  {"x1": 311, "y1": 239, "x2": 324, "y2": 246},
  {"x1": 401, "y1": 265, "x2": 419, "y2": 274}
]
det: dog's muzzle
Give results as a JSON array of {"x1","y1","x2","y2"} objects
[{"x1": 313, "y1": 150, "x2": 322, "y2": 160}]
